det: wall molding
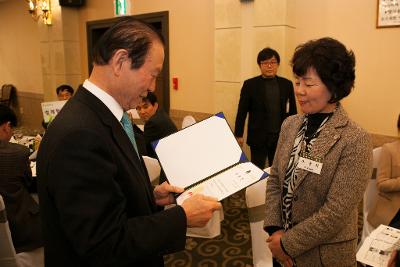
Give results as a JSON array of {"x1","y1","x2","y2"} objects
[{"x1": 17, "y1": 91, "x2": 44, "y2": 100}]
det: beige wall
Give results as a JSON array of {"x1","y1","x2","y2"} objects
[
  {"x1": 213, "y1": 0, "x2": 399, "y2": 137},
  {"x1": 77, "y1": 0, "x2": 114, "y2": 79},
  {"x1": 290, "y1": 0, "x2": 400, "y2": 136},
  {"x1": 214, "y1": 0, "x2": 294, "y2": 129},
  {"x1": 132, "y1": 0, "x2": 215, "y2": 113},
  {"x1": 0, "y1": 0, "x2": 399, "y2": 136},
  {"x1": 0, "y1": 0, "x2": 43, "y2": 94},
  {"x1": 78, "y1": 0, "x2": 215, "y2": 113}
]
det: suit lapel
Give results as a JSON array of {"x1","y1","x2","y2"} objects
[
  {"x1": 309, "y1": 104, "x2": 348, "y2": 160},
  {"x1": 75, "y1": 87, "x2": 155, "y2": 204}
]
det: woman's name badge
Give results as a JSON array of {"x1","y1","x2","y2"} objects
[{"x1": 298, "y1": 156, "x2": 323, "y2": 174}]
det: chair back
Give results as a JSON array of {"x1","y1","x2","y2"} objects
[
  {"x1": 142, "y1": 156, "x2": 161, "y2": 183},
  {"x1": 359, "y1": 147, "x2": 382, "y2": 248},
  {"x1": 0, "y1": 195, "x2": 19, "y2": 267},
  {"x1": 0, "y1": 84, "x2": 17, "y2": 107},
  {"x1": 181, "y1": 115, "x2": 196, "y2": 129},
  {"x1": 186, "y1": 209, "x2": 224, "y2": 239},
  {"x1": 245, "y1": 167, "x2": 273, "y2": 267},
  {"x1": 364, "y1": 147, "x2": 382, "y2": 212}
]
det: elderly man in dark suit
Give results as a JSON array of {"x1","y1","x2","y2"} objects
[
  {"x1": 235, "y1": 47, "x2": 297, "y2": 169},
  {"x1": 0, "y1": 104, "x2": 43, "y2": 253},
  {"x1": 37, "y1": 18, "x2": 221, "y2": 267}
]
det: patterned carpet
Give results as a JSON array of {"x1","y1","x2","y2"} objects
[{"x1": 164, "y1": 190, "x2": 253, "y2": 267}]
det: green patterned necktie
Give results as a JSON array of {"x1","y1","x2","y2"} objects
[{"x1": 121, "y1": 112, "x2": 139, "y2": 157}]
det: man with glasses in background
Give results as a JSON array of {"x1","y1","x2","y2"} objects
[{"x1": 234, "y1": 47, "x2": 297, "y2": 169}]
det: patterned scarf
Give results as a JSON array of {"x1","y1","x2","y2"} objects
[{"x1": 281, "y1": 115, "x2": 330, "y2": 231}]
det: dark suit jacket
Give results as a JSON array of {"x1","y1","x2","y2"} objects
[
  {"x1": 37, "y1": 86, "x2": 187, "y2": 267},
  {"x1": 133, "y1": 123, "x2": 148, "y2": 156},
  {"x1": 234, "y1": 75, "x2": 297, "y2": 147},
  {"x1": 144, "y1": 108, "x2": 178, "y2": 158},
  {"x1": 0, "y1": 141, "x2": 43, "y2": 253}
]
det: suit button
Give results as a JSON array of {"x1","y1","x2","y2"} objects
[{"x1": 293, "y1": 195, "x2": 298, "y2": 201}]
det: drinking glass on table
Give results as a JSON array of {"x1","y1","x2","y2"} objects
[{"x1": 13, "y1": 129, "x2": 24, "y2": 143}]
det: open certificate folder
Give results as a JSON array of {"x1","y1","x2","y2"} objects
[{"x1": 152, "y1": 112, "x2": 268, "y2": 205}]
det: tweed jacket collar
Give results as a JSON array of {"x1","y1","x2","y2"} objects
[{"x1": 288, "y1": 103, "x2": 349, "y2": 189}]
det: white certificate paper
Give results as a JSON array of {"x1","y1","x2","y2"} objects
[
  {"x1": 176, "y1": 162, "x2": 263, "y2": 205},
  {"x1": 153, "y1": 113, "x2": 267, "y2": 205},
  {"x1": 357, "y1": 224, "x2": 400, "y2": 267},
  {"x1": 154, "y1": 113, "x2": 245, "y2": 189}
]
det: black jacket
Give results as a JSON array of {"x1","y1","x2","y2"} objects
[
  {"x1": 37, "y1": 86, "x2": 186, "y2": 267},
  {"x1": 234, "y1": 75, "x2": 297, "y2": 147}
]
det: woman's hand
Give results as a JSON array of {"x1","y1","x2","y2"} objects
[{"x1": 267, "y1": 230, "x2": 294, "y2": 267}]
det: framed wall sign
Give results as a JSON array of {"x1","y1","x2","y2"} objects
[{"x1": 377, "y1": 0, "x2": 400, "y2": 28}]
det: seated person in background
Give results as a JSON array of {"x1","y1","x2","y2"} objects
[
  {"x1": 56, "y1": 84, "x2": 74, "y2": 101},
  {"x1": 42, "y1": 84, "x2": 75, "y2": 130},
  {"x1": 0, "y1": 104, "x2": 43, "y2": 253},
  {"x1": 136, "y1": 92, "x2": 178, "y2": 158},
  {"x1": 368, "y1": 114, "x2": 400, "y2": 229}
]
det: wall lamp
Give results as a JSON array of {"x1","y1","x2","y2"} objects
[{"x1": 27, "y1": 0, "x2": 52, "y2": 25}]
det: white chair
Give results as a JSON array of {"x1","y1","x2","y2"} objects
[
  {"x1": 0, "y1": 195, "x2": 18, "y2": 267},
  {"x1": 0, "y1": 195, "x2": 44, "y2": 267},
  {"x1": 359, "y1": 147, "x2": 382, "y2": 248},
  {"x1": 245, "y1": 167, "x2": 273, "y2": 267},
  {"x1": 164, "y1": 203, "x2": 224, "y2": 239},
  {"x1": 142, "y1": 156, "x2": 161, "y2": 183},
  {"x1": 186, "y1": 209, "x2": 224, "y2": 239},
  {"x1": 181, "y1": 115, "x2": 196, "y2": 129}
]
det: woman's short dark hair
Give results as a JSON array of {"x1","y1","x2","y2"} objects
[
  {"x1": 56, "y1": 84, "x2": 74, "y2": 95},
  {"x1": 142, "y1": 91, "x2": 158, "y2": 106},
  {"x1": 257, "y1": 48, "x2": 280, "y2": 65},
  {"x1": 93, "y1": 17, "x2": 164, "y2": 70},
  {"x1": 291, "y1": 37, "x2": 355, "y2": 103}
]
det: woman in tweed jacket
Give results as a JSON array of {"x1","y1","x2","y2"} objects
[{"x1": 264, "y1": 37, "x2": 372, "y2": 267}]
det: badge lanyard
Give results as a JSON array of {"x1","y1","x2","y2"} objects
[{"x1": 297, "y1": 115, "x2": 330, "y2": 175}]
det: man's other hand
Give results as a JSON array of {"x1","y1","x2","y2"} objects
[
  {"x1": 153, "y1": 182, "x2": 184, "y2": 206},
  {"x1": 181, "y1": 194, "x2": 222, "y2": 227}
]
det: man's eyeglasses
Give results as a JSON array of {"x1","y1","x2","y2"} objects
[{"x1": 260, "y1": 60, "x2": 278, "y2": 67}]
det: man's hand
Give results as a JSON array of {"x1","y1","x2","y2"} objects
[
  {"x1": 388, "y1": 250, "x2": 398, "y2": 267},
  {"x1": 236, "y1": 137, "x2": 244, "y2": 147},
  {"x1": 267, "y1": 230, "x2": 293, "y2": 267},
  {"x1": 153, "y1": 182, "x2": 184, "y2": 206},
  {"x1": 181, "y1": 194, "x2": 222, "y2": 227}
]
